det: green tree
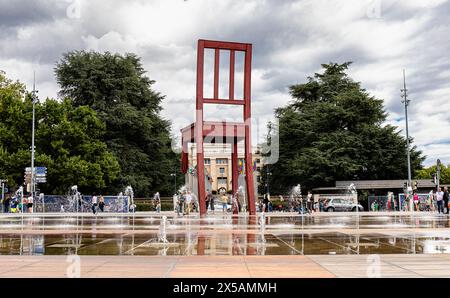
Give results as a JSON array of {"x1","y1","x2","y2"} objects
[
  {"x1": 55, "y1": 51, "x2": 182, "y2": 197},
  {"x1": 0, "y1": 70, "x2": 120, "y2": 194},
  {"x1": 265, "y1": 62, "x2": 425, "y2": 194},
  {"x1": 416, "y1": 164, "x2": 450, "y2": 185}
]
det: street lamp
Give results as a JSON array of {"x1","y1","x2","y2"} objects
[
  {"x1": 266, "y1": 167, "x2": 272, "y2": 196},
  {"x1": 0, "y1": 179, "x2": 7, "y2": 213},
  {"x1": 401, "y1": 70, "x2": 412, "y2": 193},
  {"x1": 30, "y1": 73, "x2": 39, "y2": 201}
]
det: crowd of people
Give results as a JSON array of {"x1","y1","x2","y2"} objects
[
  {"x1": 259, "y1": 191, "x2": 325, "y2": 214},
  {"x1": 1, "y1": 193, "x2": 34, "y2": 213},
  {"x1": 172, "y1": 190, "x2": 237, "y2": 216},
  {"x1": 4, "y1": 187, "x2": 449, "y2": 215},
  {"x1": 174, "y1": 190, "x2": 197, "y2": 216},
  {"x1": 370, "y1": 187, "x2": 449, "y2": 213},
  {"x1": 89, "y1": 194, "x2": 106, "y2": 215}
]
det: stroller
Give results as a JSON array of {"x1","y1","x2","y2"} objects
[
  {"x1": 10, "y1": 197, "x2": 19, "y2": 213},
  {"x1": 298, "y1": 201, "x2": 311, "y2": 214}
]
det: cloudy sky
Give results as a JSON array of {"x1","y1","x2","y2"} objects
[{"x1": 1, "y1": 0, "x2": 449, "y2": 166}]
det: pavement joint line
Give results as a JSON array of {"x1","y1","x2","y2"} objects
[
  {"x1": 357, "y1": 233, "x2": 412, "y2": 253},
  {"x1": 270, "y1": 233, "x2": 303, "y2": 255},
  {"x1": 123, "y1": 235, "x2": 158, "y2": 255},
  {"x1": 77, "y1": 237, "x2": 119, "y2": 252},
  {"x1": 82, "y1": 257, "x2": 114, "y2": 276},
  {"x1": 317, "y1": 236, "x2": 359, "y2": 254},
  {"x1": 0, "y1": 257, "x2": 43, "y2": 277},
  {"x1": 163, "y1": 256, "x2": 180, "y2": 278},
  {"x1": 381, "y1": 259, "x2": 425, "y2": 278},
  {"x1": 242, "y1": 256, "x2": 253, "y2": 278},
  {"x1": 305, "y1": 256, "x2": 337, "y2": 278}
]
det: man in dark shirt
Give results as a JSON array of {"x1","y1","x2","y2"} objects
[
  {"x1": 444, "y1": 187, "x2": 449, "y2": 214},
  {"x1": 2, "y1": 195, "x2": 11, "y2": 213}
]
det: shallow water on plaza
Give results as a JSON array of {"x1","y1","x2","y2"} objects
[{"x1": 1, "y1": 213, "x2": 450, "y2": 256}]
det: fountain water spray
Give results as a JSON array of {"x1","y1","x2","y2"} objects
[
  {"x1": 124, "y1": 186, "x2": 134, "y2": 213},
  {"x1": 347, "y1": 183, "x2": 357, "y2": 202},
  {"x1": 232, "y1": 186, "x2": 245, "y2": 214},
  {"x1": 259, "y1": 212, "x2": 266, "y2": 232},
  {"x1": 347, "y1": 183, "x2": 360, "y2": 253},
  {"x1": 158, "y1": 216, "x2": 169, "y2": 243},
  {"x1": 70, "y1": 185, "x2": 82, "y2": 213},
  {"x1": 290, "y1": 184, "x2": 304, "y2": 213}
]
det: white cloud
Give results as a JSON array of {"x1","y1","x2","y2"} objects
[{"x1": 0, "y1": 0, "x2": 449, "y2": 166}]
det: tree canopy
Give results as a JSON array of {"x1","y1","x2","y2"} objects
[
  {"x1": 0, "y1": 70, "x2": 120, "y2": 194},
  {"x1": 416, "y1": 164, "x2": 450, "y2": 185},
  {"x1": 55, "y1": 51, "x2": 182, "y2": 197},
  {"x1": 265, "y1": 62, "x2": 425, "y2": 194}
]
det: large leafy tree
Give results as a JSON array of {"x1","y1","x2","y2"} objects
[
  {"x1": 55, "y1": 51, "x2": 181, "y2": 197},
  {"x1": 0, "y1": 70, "x2": 120, "y2": 194},
  {"x1": 416, "y1": 164, "x2": 450, "y2": 185},
  {"x1": 265, "y1": 62, "x2": 425, "y2": 194}
]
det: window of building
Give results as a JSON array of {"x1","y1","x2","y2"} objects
[
  {"x1": 217, "y1": 177, "x2": 227, "y2": 184},
  {"x1": 204, "y1": 158, "x2": 211, "y2": 165},
  {"x1": 256, "y1": 159, "x2": 261, "y2": 164},
  {"x1": 219, "y1": 167, "x2": 225, "y2": 174},
  {"x1": 216, "y1": 158, "x2": 228, "y2": 164}
]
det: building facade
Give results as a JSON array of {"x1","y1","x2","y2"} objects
[{"x1": 187, "y1": 143, "x2": 262, "y2": 193}]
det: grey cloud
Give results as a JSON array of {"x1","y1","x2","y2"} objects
[
  {"x1": 0, "y1": 0, "x2": 66, "y2": 27},
  {"x1": 1, "y1": 0, "x2": 450, "y2": 164}
]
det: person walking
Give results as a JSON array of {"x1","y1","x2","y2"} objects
[
  {"x1": 155, "y1": 196, "x2": 161, "y2": 213},
  {"x1": 205, "y1": 191, "x2": 211, "y2": 211},
  {"x1": 306, "y1": 191, "x2": 313, "y2": 213},
  {"x1": 426, "y1": 192, "x2": 432, "y2": 212},
  {"x1": 91, "y1": 193, "x2": 98, "y2": 215},
  {"x1": 2, "y1": 195, "x2": 10, "y2": 213},
  {"x1": 98, "y1": 195, "x2": 105, "y2": 212},
  {"x1": 220, "y1": 193, "x2": 228, "y2": 214},
  {"x1": 413, "y1": 191, "x2": 420, "y2": 212},
  {"x1": 153, "y1": 192, "x2": 161, "y2": 213},
  {"x1": 444, "y1": 187, "x2": 449, "y2": 214},
  {"x1": 27, "y1": 194, "x2": 34, "y2": 213},
  {"x1": 185, "y1": 191, "x2": 192, "y2": 215},
  {"x1": 77, "y1": 195, "x2": 83, "y2": 212},
  {"x1": 210, "y1": 193, "x2": 215, "y2": 214},
  {"x1": 436, "y1": 188, "x2": 444, "y2": 214},
  {"x1": 178, "y1": 192, "x2": 185, "y2": 216}
]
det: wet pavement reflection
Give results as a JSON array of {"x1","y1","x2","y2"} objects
[{"x1": 1, "y1": 213, "x2": 450, "y2": 255}]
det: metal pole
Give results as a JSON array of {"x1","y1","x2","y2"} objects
[
  {"x1": 31, "y1": 72, "x2": 38, "y2": 204},
  {"x1": 1, "y1": 181, "x2": 4, "y2": 213},
  {"x1": 437, "y1": 159, "x2": 441, "y2": 191},
  {"x1": 401, "y1": 69, "x2": 412, "y2": 190}
]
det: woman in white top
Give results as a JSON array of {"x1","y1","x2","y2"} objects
[
  {"x1": 27, "y1": 195, "x2": 34, "y2": 213},
  {"x1": 91, "y1": 194, "x2": 98, "y2": 215}
]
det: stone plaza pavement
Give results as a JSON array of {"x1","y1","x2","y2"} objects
[
  {"x1": 2, "y1": 254, "x2": 450, "y2": 278},
  {"x1": 2, "y1": 211, "x2": 450, "y2": 278}
]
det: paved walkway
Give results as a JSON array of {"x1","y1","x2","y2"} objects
[{"x1": 2, "y1": 254, "x2": 450, "y2": 278}]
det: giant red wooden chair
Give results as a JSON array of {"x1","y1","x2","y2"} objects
[{"x1": 181, "y1": 39, "x2": 256, "y2": 217}]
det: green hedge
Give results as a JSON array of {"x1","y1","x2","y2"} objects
[{"x1": 135, "y1": 200, "x2": 173, "y2": 212}]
